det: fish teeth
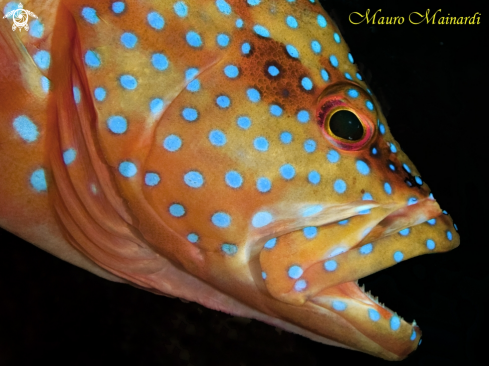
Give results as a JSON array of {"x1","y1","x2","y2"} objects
[{"x1": 412, "y1": 319, "x2": 417, "y2": 327}]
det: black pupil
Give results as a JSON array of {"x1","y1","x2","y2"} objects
[{"x1": 329, "y1": 110, "x2": 364, "y2": 141}]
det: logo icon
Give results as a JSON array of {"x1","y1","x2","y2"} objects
[{"x1": 3, "y1": 3, "x2": 38, "y2": 32}]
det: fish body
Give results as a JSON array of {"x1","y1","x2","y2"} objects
[{"x1": 0, "y1": 0, "x2": 459, "y2": 360}]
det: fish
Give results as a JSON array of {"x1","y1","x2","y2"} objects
[{"x1": 0, "y1": 0, "x2": 460, "y2": 361}]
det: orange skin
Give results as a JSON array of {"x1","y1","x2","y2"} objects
[{"x1": 0, "y1": 0, "x2": 459, "y2": 360}]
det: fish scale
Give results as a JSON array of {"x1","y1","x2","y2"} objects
[{"x1": 0, "y1": 0, "x2": 460, "y2": 360}]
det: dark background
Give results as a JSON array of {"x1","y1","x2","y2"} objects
[{"x1": 1, "y1": 0, "x2": 486, "y2": 365}]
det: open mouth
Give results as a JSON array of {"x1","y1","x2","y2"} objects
[{"x1": 257, "y1": 197, "x2": 459, "y2": 356}]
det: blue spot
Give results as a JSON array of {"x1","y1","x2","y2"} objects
[
  {"x1": 280, "y1": 132, "x2": 292, "y2": 144},
  {"x1": 347, "y1": 89, "x2": 359, "y2": 98},
  {"x1": 224, "y1": 65, "x2": 239, "y2": 78},
  {"x1": 280, "y1": 164, "x2": 295, "y2": 180},
  {"x1": 73, "y1": 87, "x2": 81, "y2": 104},
  {"x1": 256, "y1": 177, "x2": 271, "y2": 193},
  {"x1": 147, "y1": 11, "x2": 164, "y2": 30},
  {"x1": 216, "y1": 95, "x2": 231, "y2": 108},
  {"x1": 262, "y1": 272, "x2": 267, "y2": 280},
  {"x1": 426, "y1": 239, "x2": 435, "y2": 250},
  {"x1": 94, "y1": 87, "x2": 106, "y2": 101},
  {"x1": 288, "y1": 265, "x2": 303, "y2": 279},
  {"x1": 30, "y1": 169, "x2": 47, "y2": 192},
  {"x1": 252, "y1": 211, "x2": 273, "y2": 228},
  {"x1": 33, "y1": 50, "x2": 50, "y2": 70},
  {"x1": 264, "y1": 238, "x2": 276, "y2": 249},
  {"x1": 225, "y1": 171, "x2": 243, "y2": 188},
  {"x1": 242, "y1": 42, "x2": 251, "y2": 54},
  {"x1": 174, "y1": 2, "x2": 188, "y2": 17},
  {"x1": 427, "y1": 219, "x2": 436, "y2": 225},
  {"x1": 182, "y1": 108, "x2": 198, "y2": 121},
  {"x1": 358, "y1": 208, "x2": 371, "y2": 215},
  {"x1": 317, "y1": 14, "x2": 327, "y2": 27},
  {"x1": 187, "y1": 233, "x2": 199, "y2": 243},
  {"x1": 429, "y1": 193, "x2": 434, "y2": 200},
  {"x1": 384, "y1": 182, "x2": 392, "y2": 195},
  {"x1": 330, "y1": 55, "x2": 338, "y2": 68},
  {"x1": 221, "y1": 244, "x2": 238, "y2": 255},
  {"x1": 112, "y1": 2, "x2": 125, "y2": 14},
  {"x1": 324, "y1": 260, "x2": 337, "y2": 271},
  {"x1": 302, "y1": 205, "x2": 323, "y2": 217},
  {"x1": 393, "y1": 251, "x2": 404, "y2": 263},
  {"x1": 150, "y1": 98, "x2": 164, "y2": 114},
  {"x1": 286, "y1": 15, "x2": 298, "y2": 28},
  {"x1": 2, "y1": 2, "x2": 20, "y2": 19},
  {"x1": 356, "y1": 73, "x2": 363, "y2": 80},
  {"x1": 29, "y1": 19, "x2": 44, "y2": 38},
  {"x1": 304, "y1": 139, "x2": 316, "y2": 153},
  {"x1": 390, "y1": 143, "x2": 397, "y2": 153},
  {"x1": 297, "y1": 110, "x2": 309, "y2": 123},
  {"x1": 145, "y1": 172, "x2": 160, "y2": 186},
  {"x1": 419, "y1": 339, "x2": 422, "y2": 346},
  {"x1": 379, "y1": 123, "x2": 385, "y2": 134},
  {"x1": 286, "y1": 44, "x2": 299, "y2": 58},
  {"x1": 344, "y1": 73, "x2": 352, "y2": 80},
  {"x1": 368, "y1": 309, "x2": 380, "y2": 321},
  {"x1": 372, "y1": 147, "x2": 377, "y2": 154},
  {"x1": 334, "y1": 179, "x2": 346, "y2": 194},
  {"x1": 447, "y1": 231, "x2": 453, "y2": 240},
  {"x1": 163, "y1": 135, "x2": 182, "y2": 151},
  {"x1": 399, "y1": 228, "x2": 410, "y2": 236},
  {"x1": 415, "y1": 176, "x2": 423, "y2": 185},
  {"x1": 236, "y1": 18, "x2": 243, "y2": 28},
  {"x1": 366, "y1": 101, "x2": 374, "y2": 110},
  {"x1": 212, "y1": 212, "x2": 231, "y2": 228},
  {"x1": 120, "y1": 75, "x2": 137, "y2": 90},
  {"x1": 209, "y1": 130, "x2": 226, "y2": 146},
  {"x1": 118, "y1": 161, "x2": 137, "y2": 178},
  {"x1": 332, "y1": 301, "x2": 347, "y2": 311},
  {"x1": 454, "y1": 223, "x2": 458, "y2": 231},
  {"x1": 169, "y1": 203, "x2": 185, "y2": 217},
  {"x1": 321, "y1": 69, "x2": 329, "y2": 82},
  {"x1": 270, "y1": 104, "x2": 283, "y2": 117},
  {"x1": 403, "y1": 163, "x2": 411, "y2": 173},
  {"x1": 152, "y1": 53, "x2": 169, "y2": 71},
  {"x1": 362, "y1": 193, "x2": 373, "y2": 200},
  {"x1": 253, "y1": 24, "x2": 269, "y2": 37},
  {"x1": 301, "y1": 77, "x2": 313, "y2": 90},
  {"x1": 254, "y1": 137, "x2": 268, "y2": 151},
  {"x1": 85, "y1": 50, "x2": 101, "y2": 68},
  {"x1": 121, "y1": 32, "x2": 138, "y2": 48},
  {"x1": 81, "y1": 7, "x2": 99, "y2": 24},
  {"x1": 308, "y1": 171, "x2": 320, "y2": 185},
  {"x1": 390, "y1": 316, "x2": 401, "y2": 331},
  {"x1": 13, "y1": 115, "x2": 39, "y2": 143},
  {"x1": 327, "y1": 149, "x2": 340, "y2": 163},
  {"x1": 443, "y1": 210, "x2": 448, "y2": 215},
  {"x1": 107, "y1": 116, "x2": 127, "y2": 134},
  {"x1": 348, "y1": 53, "x2": 354, "y2": 63},
  {"x1": 411, "y1": 330, "x2": 417, "y2": 341},
  {"x1": 237, "y1": 116, "x2": 251, "y2": 129},
  {"x1": 216, "y1": 0, "x2": 231, "y2": 15},
  {"x1": 63, "y1": 149, "x2": 76, "y2": 165},
  {"x1": 217, "y1": 33, "x2": 230, "y2": 47},
  {"x1": 186, "y1": 31, "x2": 202, "y2": 47},
  {"x1": 311, "y1": 40, "x2": 321, "y2": 53},
  {"x1": 247, "y1": 0, "x2": 260, "y2": 5},
  {"x1": 389, "y1": 164, "x2": 395, "y2": 171},
  {"x1": 247, "y1": 88, "x2": 260, "y2": 102},
  {"x1": 294, "y1": 280, "x2": 307, "y2": 291},
  {"x1": 268, "y1": 65, "x2": 279, "y2": 76},
  {"x1": 333, "y1": 33, "x2": 340, "y2": 43},
  {"x1": 408, "y1": 197, "x2": 417, "y2": 206},
  {"x1": 338, "y1": 220, "x2": 348, "y2": 225},
  {"x1": 41, "y1": 76, "x2": 50, "y2": 93},
  {"x1": 187, "y1": 79, "x2": 200, "y2": 92},
  {"x1": 356, "y1": 160, "x2": 370, "y2": 175},
  {"x1": 303, "y1": 226, "x2": 317, "y2": 239},
  {"x1": 359, "y1": 243, "x2": 373, "y2": 255},
  {"x1": 184, "y1": 171, "x2": 204, "y2": 188}
]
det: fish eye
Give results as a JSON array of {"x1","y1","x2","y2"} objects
[{"x1": 328, "y1": 110, "x2": 364, "y2": 141}]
